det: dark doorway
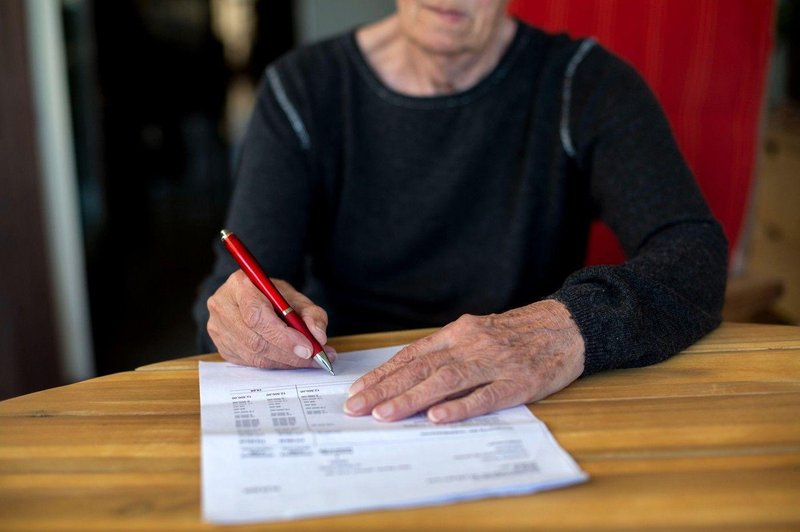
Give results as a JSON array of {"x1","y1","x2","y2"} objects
[{"x1": 63, "y1": 0, "x2": 295, "y2": 374}]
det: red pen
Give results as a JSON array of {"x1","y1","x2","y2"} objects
[{"x1": 219, "y1": 229, "x2": 335, "y2": 375}]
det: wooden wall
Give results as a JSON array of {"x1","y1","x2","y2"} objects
[{"x1": 748, "y1": 106, "x2": 800, "y2": 323}]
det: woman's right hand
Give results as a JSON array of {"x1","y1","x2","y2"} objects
[{"x1": 206, "y1": 270, "x2": 336, "y2": 369}]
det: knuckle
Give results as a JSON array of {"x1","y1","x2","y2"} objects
[
  {"x1": 452, "y1": 313, "x2": 481, "y2": 334},
  {"x1": 302, "y1": 305, "x2": 327, "y2": 324},
  {"x1": 313, "y1": 306, "x2": 328, "y2": 325},
  {"x1": 206, "y1": 318, "x2": 219, "y2": 338},
  {"x1": 363, "y1": 386, "x2": 390, "y2": 405},
  {"x1": 407, "y1": 358, "x2": 434, "y2": 381},
  {"x1": 356, "y1": 372, "x2": 377, "y2": 389},
  {"x1": 392, "y1": 392, "x2": 417, "y2": 413},
  {"x1": 441, "y1": 400, "x2": 467, "y2": 422},
  {"x1": 478, "y1": 384, "x2": 504, "y2": 407},
  {"x1": 263, "y1": 325, "x2": 292, "y2": 350},
  {"x1": 394, "y1": 346, "x2": 418, "y2": 366},
  {"x1": 457, "y1": 313, "x2": 478, "y2": 326},
  {"x1": 244, "y1": 331, "x2": 269, "y2": 354},
  {"x1": 361, "y1": 366, "x2": 392, "y2": 389},
  {"x1": 436, "y1": 365, "x2": 467, "y2": 389},
  {"x1": 483, "y1": 313, "x2": 501, "y2": 327},
  {"x1": 456, "y1": 391, "x2": 494, "y2": 419},
  {"x1": 242, "y1": 304, "x2": 262, "y2": 329},
  {"x1": 484, "y1": 381, "x2": 522, "y2": 410}
]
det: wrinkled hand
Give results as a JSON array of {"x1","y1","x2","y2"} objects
[
  {"x1": 206, "y1": 270, "x2": 336, "y2": 369},
  {"x1": 344, "y1": 300, "x2": 585, "y2": 423}
]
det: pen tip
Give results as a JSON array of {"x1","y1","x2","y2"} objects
[{"x1": 313, "y1": 352, "x2": 334, "y2": 375}]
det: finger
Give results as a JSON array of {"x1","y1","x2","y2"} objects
[
  {"x1": 208, "y1": 273, "x2": 317, "y2": 369},
  {"x1": 344, "y1": 352, "x2": 449, "y2": 416},
  {"x1": 241, "y1": 341, "x2": 338, "y2": 371},
  {"x1": 234, "y1": 308, "x2": 315, "y2": 367},
  {"x1": 349, "y1": 330, "x2": 450, "y2": 396},
  {"x1": 243, "y1": 357, "x2": 299, "y2": 370},
  {"x1": 233, "y1": 277, "x2": 314, "y2": 361},
  {"x1": 274, "y1": 279, "x2": 329, "y2": 345},
  {"x1": 426, "y1": 380, "x2": 525, "y2": 424},
  {"x1": 232, "y1": 279, "x2": 337, "y2": 370},
  {"x1": 370, "y1": 360, "x2": 492, "y2": 422},
  {"x1": 214, "y1": 307, "x2": 319, "y2": 369},
  {"x1": 322, "y1": 345, "x2": 338, "y2": 363},
  {"x1": 209, "y1": 312, "x2": 297, "y2": 369}
]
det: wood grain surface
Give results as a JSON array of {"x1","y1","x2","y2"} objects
[{"x1": 1, "y1": 323, "x2": 799, "y2": 530}]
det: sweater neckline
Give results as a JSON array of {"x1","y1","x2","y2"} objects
[{"x1": 342, "y1": 19, "x2": 531, "y2": 109}]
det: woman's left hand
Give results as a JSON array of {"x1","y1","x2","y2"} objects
[{"x1": 344, "y1": 299, "x2": 586, "y2": 423}]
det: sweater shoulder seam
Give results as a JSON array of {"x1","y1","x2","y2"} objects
[
  {"x1": 266, "y1": 66, "x2": 311, "y2": 151},
  {"x1": 560, "y1": 38, "x2": 597, "y2": 158}
]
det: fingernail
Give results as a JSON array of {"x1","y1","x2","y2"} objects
[
  {"x1": 373, "y1": 402, "x2": 394, "y2": 421},
  {"x1": 293, "y1": 345, "x2": 312, "y2": 359},
  {"x1": 348, "y1": 380, "x2": 364, "y2": 396},
  {"x1": 313, "y1": 324, "x2": 327, "y2": 343},
  {"x1": 344, "y1": 395, "x2": 365, "y2": 414},
  {"x1": 428, "y1": 407, "x2": 446, "y2": 423}
]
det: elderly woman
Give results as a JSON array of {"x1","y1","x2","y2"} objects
[{"x1": 195, "y1": 1, "x2": 727, "y2": 423}]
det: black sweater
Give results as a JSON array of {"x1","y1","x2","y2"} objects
[{"x1": 194, "y1": 21, "x2": 727, "y2": 376}]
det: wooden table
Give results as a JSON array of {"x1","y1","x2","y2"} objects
[{"x1": 1, "y1": 322, "x2": 799, "y2": 530}]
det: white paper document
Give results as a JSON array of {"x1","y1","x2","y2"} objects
[{"x1": 199, "y1": 345, "x2": 587, "y2": 524}]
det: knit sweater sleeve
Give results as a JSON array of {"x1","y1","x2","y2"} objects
[
  {"x1": 551, "y1": 46, "x2": 728, "y2": 375},
  {"x1": 192, "y1": 65, "x2": 315, "y2": 352}
]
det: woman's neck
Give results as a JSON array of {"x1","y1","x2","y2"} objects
[{"x1": 356, "y1": 16, "x2": 517, "y2": 97}]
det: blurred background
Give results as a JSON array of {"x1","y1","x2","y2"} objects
[
  {"x1": 1, "y1": 0, "x2": 394, "y2": 400},
  {"x1": 1, "y1": 0, "x2": 798, "y2": 400}
]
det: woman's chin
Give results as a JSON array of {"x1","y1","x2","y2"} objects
[{"x1": 411, "y1": 33, "x2": 477, "y2": 56}]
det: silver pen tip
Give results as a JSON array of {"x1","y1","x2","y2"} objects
[{"x1": 313, "y1": 352, "x2": 335, "y2": 375}]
